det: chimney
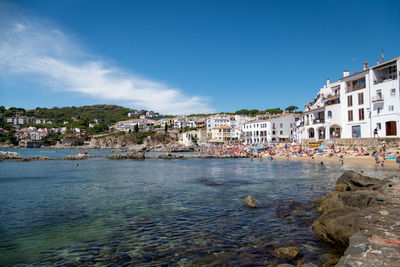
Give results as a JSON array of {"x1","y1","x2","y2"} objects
[
  {"x1": 327, "y1": 78, "x2": 331, "y2": 86},
  {"x1": 363, "y1": 62, "x2": 368, "y2": 70},
  {"x1": 343, "y1": 70, "x2": 350, "y2": 77},
  {"x1": 377, "y1": 59, "x2": 381, "y2": 65}
]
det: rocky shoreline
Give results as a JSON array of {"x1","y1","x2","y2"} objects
[
  {"x1": 312, "y1": 170, "x2": 400, "y2": 266},
  {"x1": 0, "y1": 151, "x2": 247, "y2": 162}
]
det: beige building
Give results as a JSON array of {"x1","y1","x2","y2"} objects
[{"x1": 210, "y1": 125, "x2": 232, "y2": 143}]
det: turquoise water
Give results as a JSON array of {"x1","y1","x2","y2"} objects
[{"x1": 1, "y1": 151, "x2": 350, "y2": 265}]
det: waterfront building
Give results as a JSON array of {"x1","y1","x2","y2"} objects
[
  {"x1": 242, "y1": 114, "x2": 297, "y2": 144},
  {"x1": 298, "y1": 56, "x2": 400, "y2": 143},
  {"x1": 210, "y1": 125, "x2": 232, "y2": 143}
]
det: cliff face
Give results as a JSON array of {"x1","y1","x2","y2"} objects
[{"x1": 88, "y1": 132, "x2": 182, "y2": 150}]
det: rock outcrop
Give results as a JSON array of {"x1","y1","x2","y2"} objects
[
  {"x1": 0, "y1": 151, "x2": 23, "y2": 160},
  {"x1": 312, "y1": 170, "x2": 400, "y2": 266},
  {"x1": 64, "y1": 154, "x2": 93, "y2": 160},
  {"x1": 107, "y1": 153, "x2": 145, "y2": 160}
]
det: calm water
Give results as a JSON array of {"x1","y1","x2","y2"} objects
[{"x1": 0, "y1": 150, "x2": 372, "y2": 266}]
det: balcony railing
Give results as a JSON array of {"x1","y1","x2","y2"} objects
[
  {"x1": 313, "y1": 119, "x2": 325, "y2": 124},
  {"x1": 372, "y1": 95, "x2": 384, "y2": 103}
]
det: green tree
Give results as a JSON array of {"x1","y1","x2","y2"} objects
[
  {"x1": 285, "y1": 106, "x2": 298, "y2": 113},
  {"x1": 134, "y1": 123, "x2": 139, "y2": 133},
  {"x1": 164, "y1": 123, "x2": 168, "y2": 133}
]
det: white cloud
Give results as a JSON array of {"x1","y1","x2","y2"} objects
[{"x1": 0, "y1": 7, "x2": 214, "y2": 115}]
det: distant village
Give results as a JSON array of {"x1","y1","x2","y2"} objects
[{"x1": 1, "y1": 56, "x2": 399, "y2": 147}]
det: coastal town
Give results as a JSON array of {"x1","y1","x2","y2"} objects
[{"x1": 1, "y1": 55, "x2": 399, "y2": 150}]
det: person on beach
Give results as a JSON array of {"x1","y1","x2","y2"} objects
[
  {"x1": 396, "y1": 152, "x2": 400, "y2": 169},
  {"x1": 373, "y1": 151, "x2": 379, "y2": 165},
  {"x1": 339, "y1": 155, "x2": 344, "y2": 165}
]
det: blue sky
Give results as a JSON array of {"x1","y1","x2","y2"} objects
[{"x1": 1, "y1": 0, "x2": 400, "y2": 114}]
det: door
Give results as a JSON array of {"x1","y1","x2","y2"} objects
[{"x1": 386, "y1": 121, "x2": 397, "y2": 136}]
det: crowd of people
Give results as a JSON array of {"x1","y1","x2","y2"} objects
[{"x1": 194, "y1": 141, "x2": 400, "y2": 168}]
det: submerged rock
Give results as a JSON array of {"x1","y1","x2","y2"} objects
[
  {"x1": 201, "y1": 179, "x2": 223, "y2": 185},
  {"x1": 273, "y1": 246, "x2": 301, "y2": 259},
  {"x1": 244, "y1": 195, "x2": 259, "y2": 208}
]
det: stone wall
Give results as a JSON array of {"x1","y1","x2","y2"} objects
[{"x1": 302, "y1": 137, "x2": 400, "y2": 147}]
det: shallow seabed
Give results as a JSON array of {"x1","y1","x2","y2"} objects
[{"x1": 0, "y1": 152, "x2": 382, "y2": 266}]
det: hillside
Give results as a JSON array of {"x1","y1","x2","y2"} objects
[{"x1": 2, "y1": 105, "x2": 134, "y2": 124}]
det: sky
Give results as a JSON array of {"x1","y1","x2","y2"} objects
[{"x1": 0, "y1": 0, "x2": 400, "y2": 115}]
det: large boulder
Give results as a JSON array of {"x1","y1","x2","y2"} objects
[
  {"x1": 312, "y1": 207, "x2": 361, "y2": 247},
  {"x1": 244, "y1": 195, "x2": 259, "y2": 208},
  {"x1": 335, "y1": 171, "x2": 386, "y2": 192}
]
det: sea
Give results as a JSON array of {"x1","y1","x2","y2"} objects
[{"x1": 0, "y1": 149, "x2": 392, "y2": 266}]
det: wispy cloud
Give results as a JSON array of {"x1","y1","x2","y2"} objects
[{"x1": 0, "y1": 4, "x2": 214, "y2": 115}]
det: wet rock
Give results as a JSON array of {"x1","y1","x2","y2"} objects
[
  {"x1": 273, "y1": 246, "x2": 301, "y2": 259},
  {"x1": 244, "y1": 195, "x2": 259, "y2": 208},
  {"x1": 312, "y1": 207, "x2": 361, "y2": 247},
  {"x1": 157, "y1": 154, "x2": 186, "y2": 160},
  {"x1": 0, "y1": 151, "x2": 22, "y2": 160},
  {"x1": 107, "y1": 153, "x2": 145, "y2": 160},
  {"x1": 18, "y1": 156, "x2": 51, "y2": 161}
]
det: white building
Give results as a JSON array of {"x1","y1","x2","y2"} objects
[
  {"x1": 298, "y1": 56, "x2": 400, "y2": 142},
  {"x1": 206, "y1": 114, "x2": 250, "y2": 140},
  {"x1": 242, "y1": 114, "x2": 297, "y2": 144}
]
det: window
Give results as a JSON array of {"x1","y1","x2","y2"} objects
[
  {"x1": 358, "y1": 93, "x2": 364, "y2": 105},
  {"x1": 352, "y1": 125, "x2": 361, "y2": 138},
  {"x1": 272, "y1": 123, "x2": 275, "y2": 129},
  {"x1": 327, "y1": 111, "x2": 332, "y2": 118},
  {"x1": 348, "y1": 110, "x2": 353, "y2": 121},
  {"x1": 352, "y1": 77, "x2": 366, "y2": 91},
  {"x1": 272, "y1": 131, "x2": 276, "y2": 135},
  {"x1": 391, "y1": 88, "x2": 396, "y2": 96},
  {"x1": 280, "y1": 123, "x2": 283, "y2": 128},
  {"x1": 377, "y1": 107, "x2": 381, "y2": 114},
  {"x1": 377, "y1": 123, "x2": 381, "y2": 130},
  {"x1": 280, "y1": 131, "x2": 283, "y2": 135},
  {"x1": 359, "y1": 108, "x2": 364, "y2": 120},
  {"x1": 389, "y1": 105, "x2": 394, "y2": 111},
  {"x1": 347, "y1": 95, "x2": 353, "y2": 107}
]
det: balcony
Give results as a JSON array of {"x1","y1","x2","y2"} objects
[
  {"x1": 313, "y1": 119, "x2": 325, "y2": 124},
  {"x1": 372, "y1": 95, "x2": 384, "y2": 103}
]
